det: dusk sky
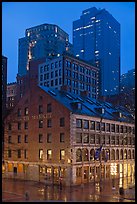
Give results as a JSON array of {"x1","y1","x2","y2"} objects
[{"x1": 2, "y1": 2, "x2": 135, "y2": 83}]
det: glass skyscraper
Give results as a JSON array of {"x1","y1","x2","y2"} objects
[
  {"x1": 18, "y1": 23, "x2": 73, "y2": 76},
  {"x1": 73, "y1": 7, "x2": 120, "y2": 97}
]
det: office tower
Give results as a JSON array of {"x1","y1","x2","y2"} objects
[
  {"x1": 73, "y1": 7, "x2": 120, "y2": 97},
  {"x1": 38, "y1": 52, "x2": 99, "y2": 99},
  {"x1": 2, "y1": 55, "x2": 7, "y2": 120},
  {"x1": 120, "y1": 69, "x2": 135, "y2": 113},
  {"x1": 18, "y1": 23, "x2": 73, "y2": 76}
]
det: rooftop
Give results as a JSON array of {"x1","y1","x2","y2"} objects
[{"x1": 39, "y1": 86, "x2": 134, "y2": 124}]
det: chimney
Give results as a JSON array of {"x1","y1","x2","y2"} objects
[{"x1": 61, "y1": 85, "x2": 69, "y2": 92}]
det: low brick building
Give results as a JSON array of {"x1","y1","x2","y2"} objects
[{"x1": 3, "y1": 84, "x2": 135, "y2": 186}]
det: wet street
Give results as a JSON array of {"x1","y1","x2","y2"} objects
[{"x1": 2, "y1": 177, "x2": 135, "y2": 202}]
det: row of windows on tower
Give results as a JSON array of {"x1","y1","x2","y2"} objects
[
  {"x1": 17, "y1": 104, "x2": 52, "y2": 117},
  {"x1": 40, "y1": 60, "x2": 62, "y2": 73},
  {"x1": 8, "y1": 133, "x2": 65, "y2": 144},
  {"x1": 76, "y1": 119, "x2": 135, "y2": 134},
  {"x1": 7, "y1": 149, "x2": 65, "y2": 160},
  {"x1": 8, "y1": 117, "x2": 65, "y2": 130}
]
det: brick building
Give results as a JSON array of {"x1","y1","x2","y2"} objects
[
  {"x1": 38, "y1": 52, "x2": 99, "y2": 99},
  {"x1": 3, "y1": 82, "x2": 135, "y2": 186}
]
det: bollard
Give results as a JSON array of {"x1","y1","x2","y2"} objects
[{"x1": 25, "y1": 191, "x2": 29, "y2": 200}]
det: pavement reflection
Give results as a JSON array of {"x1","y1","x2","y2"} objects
[{"x1": 2, "y1": 176, "x2": 135, "y2": 202}]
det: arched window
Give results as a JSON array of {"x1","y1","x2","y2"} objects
[
  {"x1": 128, "y1": 149, "x2": 131, "y2": 159},
  {"x1": 111, "y1": 149, "x2": 115, "y2": 160},
  {"x1": 90, "y1": 149, "x2": 95, "y2": 161},
  {"x1": 101, "y1": 149, "x2": 106, "y2": 161},
  {"x1": 82, "y1": 148, "x2": 89, "y2": 161},
  {"x1": 116, "y1": 149, "x2": 119, "y2": 160},
  {"x1": 120, "y1": 149, "x2": 123, "y2": 160},
  {"x1": 76, "y1": 149, "x2": 82, "y2": 162},
  {"x1": 124, "y1": 149, "x2": 127, "y2": 160},
  {"x1": 105, "y1": 149, "x2": 110, "y2": 160}
]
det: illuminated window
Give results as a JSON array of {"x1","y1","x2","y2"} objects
[
  {"x1": 24, "y1": 107, "x2": 28, "y2": 116},
  {"x1": 47, "y1": 149, "x2": 52, "y2": 160},
  {"x1": 60, "y1": 149, "x2": 65, "y2": 160},
  {"x1": 39, "y1": 149, "x2": 43, "y2": 160},
  {"x1": 39, "y1": 120, "x2": 43, "y2": 128}
]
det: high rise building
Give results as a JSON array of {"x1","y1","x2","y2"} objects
[
  {"x1": 2, "y1": 55, "x2": 7, "y2": 120},
  {"x1": 120, "y1": 69, "x2": 135, "y2": 91},
  {"x1": 73, "y1": 7, "x2": 120, "y2": 97},
  {"x1": 120, "y1": 69, "x2": 135, "y2": 113},
  {"x1": 2, "y1": 55, "x2": 7, "y2": 162},
  {"x1": 18, "y1": 23, "x2": 73, "y2": 76}
]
